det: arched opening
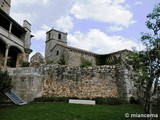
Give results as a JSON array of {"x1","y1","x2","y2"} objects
[
  {"x1": 8, "y1": 46, "x2": 23, "y2": 68},
  {"x1": 0, "y1": 39, "x2": 6, "y2": 68},
  {"x1": 58, "y1": 33, "x2": 61, "y2": 40}
]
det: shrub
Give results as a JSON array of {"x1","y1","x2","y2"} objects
[
  {"x1": 80, "y1": 59, "x2": 92, "y2": 68},
  {"x1": 106, "y1": 97, "x2": 123, "y2": 105},
  {"x1": 130, "y1": 97, "x2": 137, "y2": 104},
  {"x1": 34, "y1": 97, "x2": 79, "y2": 103},
  {"x1": 129, "y1": 97, "x2": 141, "y2": 104},
  {"x1": 93, "y1": 97, "x2": 123, "y2": 105},
  {"x1": 0, "y1": 71, "x2": 12, "y2": 101},
  {"x1": 34, "y1": 97, "x2": 123, "y2": 105},
  {"x1": 58, "y1": 53, "x2": 67, "y2": 65},
  {"x1": 46, "y1": 59, "x2": 54, "y2": 64},
  {"x1": 157, "y1": 97, "x2": 160, "y2": 107},
  {"x1": 93, "y1": 97, "x2": 107, "y2": 104}
]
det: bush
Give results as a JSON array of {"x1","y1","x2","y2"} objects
[
  {"x1": 93, "y1": 97, "x2": 123, "y2": 105},
  {"x1": 46, "y1": 59, "x2": 54, "y2": 64},
  {"x1": 157, "y1": 97, "x2": 160, "y2": 107},
  {"x1": 80, "y1": 59, "x2": 92, "y2": 68},
  {"x1": 0, "y1": 71, "x2": 12, "y2": 101},
  {"x1": 93, "y1": 97, "x2": 107, "y2": 104},
  {"x1": 129, "y1": 97, "x2": 140, "y2": 104},
  {"x1": 106, "y1": 97, "x2": 123, "y2": 105},
  {"x1": 34, "y1": 97, "x2": 123, "y2": 105},
  {"x1": 34, "y1": 97, "x2": 79, "y2": 103}
]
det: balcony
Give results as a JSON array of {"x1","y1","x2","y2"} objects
[{"x1": 0, "y1": 26, "x2": 24, "y2": 47}]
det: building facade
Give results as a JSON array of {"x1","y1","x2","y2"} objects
[
  {"x1": 0, "y1": 0, "x2": 32, "y2": 69},
  {"x1": 45, "y1": 28, "x2": 129, "y2": 67},
  {"x1": 0, "y1": 0, "x2": 137, "y2": 103}
]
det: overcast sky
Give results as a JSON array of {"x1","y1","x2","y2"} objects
[{"x1": 10, "y1": 0, "x2": 159, "y2": 57}]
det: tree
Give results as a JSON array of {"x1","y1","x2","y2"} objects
[
  {"x1": 0, "y1": 71, "x2": 12, "y2": 101},
  {"x1": 128, "y1": 3, "x2": 160, "y2": 119}
]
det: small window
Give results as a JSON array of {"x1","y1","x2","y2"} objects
[
  {"x1": 56, "y1": 51, "x2": 59, "y2": 56},
  {"x1": 58, "y1": 33, "x2": 61, "y2": 39}
]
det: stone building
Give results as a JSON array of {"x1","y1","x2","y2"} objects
[
  {"x1": 0, "y1": 0, "x2": 136, "y2": 104},
  {"x1": 45, "y1": 28, "x2": 129, "y2": 67},
  {"x1": 0, "y1": 0, "x2": 32, "y2": 69}
]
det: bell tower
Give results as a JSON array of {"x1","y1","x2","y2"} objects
[
  {"x1": 45, "y1": 28, "x2": 67, "y2": 59},
  {"x1": 0, "y1": 0, "x2": 11, "y2": 15}
]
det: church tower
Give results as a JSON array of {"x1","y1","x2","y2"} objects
[
  {"x1": 0, "y1": 0, "x2": 11, "y2": 14},
  {"x1": 45, "y1": 28, "x2": 67, "y2": 59}
]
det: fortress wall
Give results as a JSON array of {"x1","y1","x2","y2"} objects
[
  {"x1": 8, "y1": 65, "x2": 135, "y2": 102},
  {"x1": 42, "y1": 65, "x2": 118, "y2": 98}
]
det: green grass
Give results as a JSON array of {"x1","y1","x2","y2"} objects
[{"x1": 0, "y1": 103, "x2": 144, "y2": 120}]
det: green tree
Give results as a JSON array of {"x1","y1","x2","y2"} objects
[
  {"x1": 128, "y1": 3, "x2": 160, "y2": 118},
  {"x1": 0, "y1": 71, "x2": 12, "y2": 100}
]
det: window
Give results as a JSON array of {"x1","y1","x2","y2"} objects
[
  {"x1": 58, "y1": 33, "x2": 61, "y2": 39},
  {"x1": 56, "y1": 51, "x2": 59, "y2": 56}
]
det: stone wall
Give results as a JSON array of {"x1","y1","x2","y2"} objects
[
  {"x1": 67, "y1": 50, "x2": 96, "y2": 67},
  {"x1": 7, "y1": 64, "x2": 135, "y2": 102},
  {"x1": 42, "y1": 65, "x2": 117, "y2": 98},
  {"x1": 8, "y1": 67, "x2": 43, "y2": 102}
]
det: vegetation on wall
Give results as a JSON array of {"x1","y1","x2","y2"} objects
[
  {"x1": 96, "y1": 54, "x2": 124, "y2": 65},
  {"x1": 58, "y1": 53, "x2": 67, "y2": 65},
  {"x1": 0, "y1": 71, "x2": 12, "y2": 101},
  {"x1": 105, "y1": 55, "x2": 121, "y2": 65},
  {"x1": 80, "y1": 57, "x2": 92, "y2": 68},
  {"x1": 46, "y1": 59, "x2": 55, "y2": 64}
]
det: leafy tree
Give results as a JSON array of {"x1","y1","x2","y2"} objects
[
  {"x1": 0, "y1": 71, "x2": 12, "y2": 100},
  {"x1": 128, "y1": 3, "x2": 160, "y2": 118}
]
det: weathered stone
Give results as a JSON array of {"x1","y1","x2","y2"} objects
[
  {"x1": 30, "y1": 52, "x2": 45, "y2": 67},
  {"x1": 0, "y1": 2, "x2": 32, "y2": 68},
  {"x1": 8, "y1": 64, "x2": 136, "y2": 102}
]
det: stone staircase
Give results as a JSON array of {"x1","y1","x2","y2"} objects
[{"x1": 5, "y1": 90, "x2": 27, "y2": 105}]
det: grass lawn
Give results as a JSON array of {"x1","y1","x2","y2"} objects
[{"x1": 0, "y1": 103, "x2": 145, "y2": 120}]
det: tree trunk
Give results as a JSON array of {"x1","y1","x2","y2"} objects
[
  {"x1": 144, "y1": 79, "x2": 153, "y2": 120},
  {"x1": 144, "y1": 101, "x2": 152, "y2": 120}
]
